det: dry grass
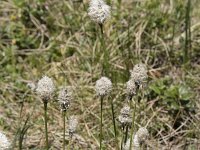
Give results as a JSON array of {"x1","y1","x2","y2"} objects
[{"x1": 0, "y1": 0, "x2": 200, "y2": 149}]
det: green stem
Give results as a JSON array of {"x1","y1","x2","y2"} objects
[
  {"x1": 99, "y1": 23, "x2": 109, "y2": 76},
  {"x1": 44, "y1": 102, "x2": 49, "y2": 150},
  {"x1": 110, "y1": 99, "x2": 119, "y2": 150},
  {"x1": 124, "y1": 125, "x2": 129, "y2": 145},
  {"x1": 100, "y1": 96, "x2": 103, "y2": 150},
  {"x1": 121, "y1": 127, "x2": 125, "y2": 150},
  {"x1": 184, "y1": 0, "x2": 191, "y2": 64},
  {"x1": 68, "y1": 138, "x2": 71, "y2": 150},
  {"x1": 129, "y1": 101, "x2": 137, "y2": 150},
  {"x1": 63, "y1": 111, "x2": 66, "y2": 150}
]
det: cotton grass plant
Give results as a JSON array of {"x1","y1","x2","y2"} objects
[
  {"x1": 36, "y1": 76, "x2": 55, "y2": 149},
  {"x1": 123, "y1": 127, "x2": 149, "y2": 150},
  {"x1": 125, "y1": 63, "x2": 148, "y2": 150},
  {"x1": 58, "y1": 87, "x2": 73, "y2": 150},
  {"x1": 95, "y1": 76, "x2": 112, "y2": 149},
  {"x1": 1, "y1": 0, "x2": 199, "y2": 149},
  {"x1": 68, "y1": 115, "x2": 78, "y2": 150},
  {"x1": 88, "y1": 0, "x2": 111, "y2": 76},
  {"x1": 118, "y1": 105, "x2": 132, "y2": 149}
]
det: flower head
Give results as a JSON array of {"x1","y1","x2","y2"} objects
[
  {"x1": 0, "y1": 132, "x2": 10, "y2": 150},
  {"x1": 135, "y1": 127, "x2": 149, "y2": 143},
  {"x1": 123, "y1": 127, "x2": 149, "y2": 150},
  {"x1": 118, "y1": 105, "x2": 132, "y2": 127},
  {"x1": 68, "y1": 115, "x2": 78, "y2": 138},
  {"x1": 36, "y1": 76, "x2": 55, "y2": 102},
  {"x1": 123, "y1": 138, "x2": 139, "y2": 150},
  {"x1": 126, "y1": 79, "x2": 136, "y2": 99},
  {"x1": 88, "y1": 0, "x2": 111, "y2": 24},
  {"x1": 58, "y1": 87, "x2": 73, "y2": 111},
  {"x1": 95, "y1": 76, "x2": 112, "y2": 96},
  {"x1": 130, "y1": 64, "x2": 148, "y2": 88}
]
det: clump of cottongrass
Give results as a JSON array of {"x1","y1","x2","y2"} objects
[
  {"x1": 124, "y1": 127, "x2": 149, "y2": 150},
  {"x1": 95, "y1": 76, "x2": 112, "y2": 149},
  {"x1": 134, "y1": 127, "x2": 149, "y2": 144},
  {"x1": 0, "y1": 132, "x2": 10, "y2": 150},
  {"x1": 95, "y1": 76, "x2": 112, "y2": 96},
  {"x1": 68, "y1": 115, "x2": 78, "y2": 138},
  {"x1": 58, "y1": 87, "x2": 73, "y2": 150},
  {"x1": 88, "y1": 0, "x2": 111, "y2": 76},
  {"x1": 68, "y1": 115, "x2": 78, "y2": 149},
  {"x1": 36, "y1": 76, "x2": 55, "y2": 149},
  {"x1": 58, "y1": 87, "x2": 73, "y2": 112},
  {"x1": 36, "y1": 76, "x2": 55, "y2": 102},
  {"x1": 118, "y1": 105, "x2": 132, "y2": 148},
  {"x1": 118, "y1": 105, "x2": 132, "y2": 128},
  {"x1": 88, "y1": 0, "x2": 111, "y2": 25},
  {"x1": 127, "y1": 64, "x2": 148, "y2": 150},
  {"x1": 130, "y1": 64, "x2": 148, "y2": 89},
  {"x1": 126, "y1": 79, "x2": 136, "y2": 100}
]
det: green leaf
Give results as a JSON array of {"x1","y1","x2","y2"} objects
[
  {"x1": 179, "y1": 85, "x2": 192, "y2": 101},
  {"x1": 149, "y1": 84, "x2": 161, "y2": 95},
  {"x1": 164, "y1": 85, "x2": 179, "y2": 98}
]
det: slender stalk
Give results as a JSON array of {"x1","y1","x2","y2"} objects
[
  {"x1": 184, "y1": 0, "x2": 191, "y2": 64},
  {"x1": 124, "y1": 126, "x2": 129, "y2": 144},
  {"x1": 100, "y1": 96, "x2": 103, "y2": 150},
  {"x1": 110, "y1": 98, "x2": 119, "y2": 150},
  {"x1": 121, "y1": 127, "x2": 125, "y2": 150},
  {"x1": 18, "y1": 100, "x2": 24, "y2": 150},
  {"x1": 100, "y1": 23, "x2": 104, "y2": 35},
  {"x1": 99, "y1": 23, "x2": 109, "y2": 76},
  {"x1": 63, "y1": 111, "x2": 66, "y2": 150},
  {"x1": 120, "y1": 126, "x2": 130, "y2": 150},
  {"x1": 68, "y1": 137, "x2": 71, "y2": 150},
  {"x1": 44, "y1": 102, "x2": 49, "y2": 150},
  {"x1": 129, "y1": 101, "x2": 137, "y2": 150}
]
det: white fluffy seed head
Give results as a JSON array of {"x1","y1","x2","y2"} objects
[
  {"x1": 123, "y1": 127, "x2": 149, "y2": 150},
  {"x1": 123, "y1": 138, "x2": 139, "y2": 150},
  {"x1": 126, "y1": 79, "x2": 136, "y2": 98},
  {"x1": 120, "y1": 105, "x2": 131, "y2": 116},
  {"x1": 135, "y1": 127, "x2": 149, "y2": 143},
  {"x1": 133, "y1": 134, "x2": 140, "y2": 149},
  {"x1": 58, "y1": 87, "x2": 73, "y2": 111},
  {"x1": 95, "y1": 76, "x2": 112, "y2": 96},
  {"x1": 69, "y1": 115, "x2": 78, "y2": 137},
  {"x1": 0, "y1": 132, "x2": 10, "y2": 150},
  {"x1": 130, "y1": 64, "x2": 148, "y2": 88},
  {"x1": 88, "y1": 0, "x2": 111, "y2": 24},
  {"x1": 118, "y1": 105, "x2": 132, "y2": 127},
  {"x1": 36, "y1": 76, "x2": 55, "y2": 102}
]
